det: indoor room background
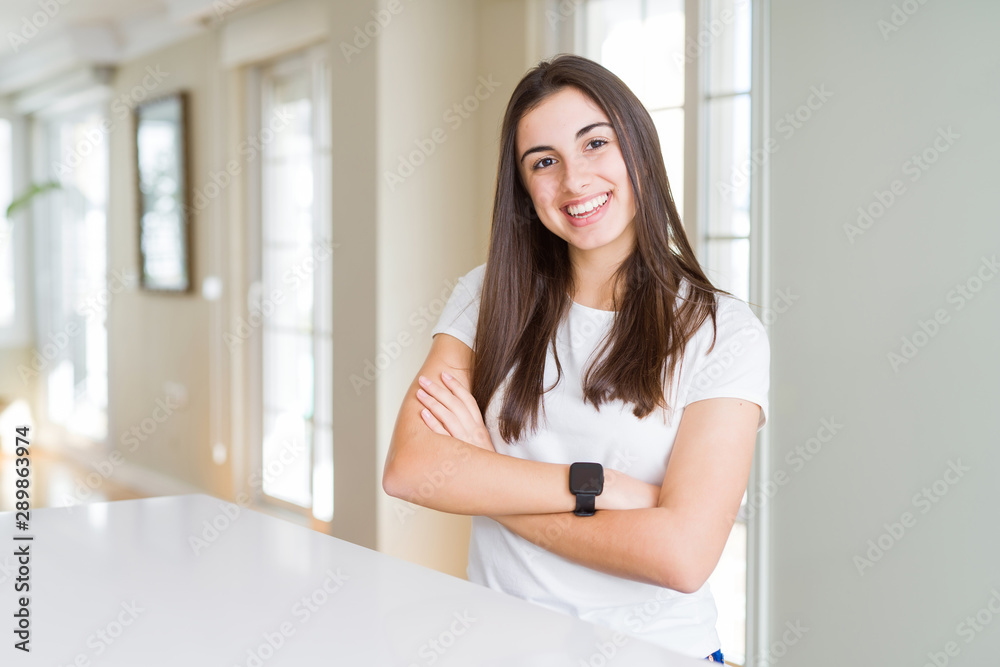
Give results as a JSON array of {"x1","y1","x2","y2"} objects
[{"x1": 0, "y1": 1, "x2": 997, "y2": 666}]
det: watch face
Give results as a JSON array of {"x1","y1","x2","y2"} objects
[{"x1": 569, "y1": 462, "x2": 604, "y2": 495}]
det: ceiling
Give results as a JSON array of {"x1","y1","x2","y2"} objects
[
  {"x1": 0, "y1": 0, "x2": 268, "y2": 99},
  {"x1": 0, "y1": 0, "x2": 164, "y2": 36}
]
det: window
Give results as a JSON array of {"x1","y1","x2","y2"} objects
[
  {"x1": 583, "y1": 0, "x2": 687, "y2": 220},
  {"x1": 0, "y1": 117, "x2": 15, "y2": 332},
  {"x1": 247, "y1": 44, "x2": 334, "y2": 522},
  {"x1": 579, "y1": 0, "x2": 758, "y2": 663},
  {"x1": 582, "y1": 0, "x2": 753, "y2": 300},
  {"x1": 32, "y1": 108, "x2": 110, "y2": 444},
  {"x1": 703, "y1": 0, "x2": 752, "y2": 302},
  {"x1": 0, "y1": 115, "x2": 32, "y2": 349}
]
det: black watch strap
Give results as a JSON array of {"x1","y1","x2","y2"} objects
[{"x1": 574, "y1": 493, "x2": 596, "y2": 517}]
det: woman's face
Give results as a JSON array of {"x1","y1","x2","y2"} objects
[{"x1": 515, "y1": 86, "x2": 637, "y2": 265}]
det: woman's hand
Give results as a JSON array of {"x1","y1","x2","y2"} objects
[
  {"x1": 416, "y1": 371, "x2": 496, "y2": 453},
  {"x1": 596, "y1": 468, "x2": 662, "y2": 511}
]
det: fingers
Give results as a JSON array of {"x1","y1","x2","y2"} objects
[
  {"x1": 416, "y1": 375, "x2": 469, "y2": 437},
  {"x1": 418, "y1": 373, "x2": 477, "y2": 435},
  {"x1": 437, "y1": 373, "x2": 497, "y2": 451},
  {"x1": 417, "y1": 375, "x2": 463, "y2": 415},
  {"x1": 419, "y1": 405, "x2": 450, "y2": 436},
  {"x1": 439, "y1": 372, "x2": 485, "y2": 426},
  {"x1": 416, "y1": 386, "x2": 456, "y2": 435}
]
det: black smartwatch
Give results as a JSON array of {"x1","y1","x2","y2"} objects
[{"x1": 569, "y1": 462, "x2": 604, "y2": 517}]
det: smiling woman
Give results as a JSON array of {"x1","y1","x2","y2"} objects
[
  {"x1": 383, "y1": 54, "x2": 769, "y2": 664},
  {"x1": 514, "y1": 85, "x2": 637, "y2": 310}
]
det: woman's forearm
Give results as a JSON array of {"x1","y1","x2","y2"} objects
[
  {"x1": 489, "y1": 508, "x2": 703, "y2": 594},
  {"x1": 382, "y1": 427, "x2": 656, "y2": 516},
  {"x1": 386, "y1": 426, "x2": 703, "y2": 591},
  {"x1": 383, "y1": 427, "x2": 580, "y2": 515}
]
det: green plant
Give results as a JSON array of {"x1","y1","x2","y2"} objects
[{"x1": 5, "y1": 180, "x2": 64, "y2": 219}]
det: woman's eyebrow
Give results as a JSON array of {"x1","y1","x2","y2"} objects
[{"x1": 519, "y1": 121, "x2": 613, "y2": 164}]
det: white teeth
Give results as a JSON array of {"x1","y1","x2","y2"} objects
[{"x1": 566, "y1": 193, "x2": 609, "y2": 217}]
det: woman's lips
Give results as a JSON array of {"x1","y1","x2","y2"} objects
[{"x1": 562, "y1": 191, "x2": 611, "y2": 228}]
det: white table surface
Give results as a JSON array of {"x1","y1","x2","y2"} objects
[{"x1": 0, "y1": 493, "x2": 712, "y2": 666}]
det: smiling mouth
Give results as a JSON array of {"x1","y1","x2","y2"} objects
[{"x1": 563, "y1": 191, "x2": 611, "y2": 219}]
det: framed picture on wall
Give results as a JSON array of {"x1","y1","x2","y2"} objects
[{"x1": 134, "y1": 90, "x2": 193, "y2": 293}]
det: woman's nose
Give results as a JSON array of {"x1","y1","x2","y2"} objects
[{"x1": 561, "y1": 154, "x2": 591, "y2": 192}]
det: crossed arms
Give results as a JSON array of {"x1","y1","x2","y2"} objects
[{"x1": 381, "y1": 333, "x2": 761, "y2": 595}]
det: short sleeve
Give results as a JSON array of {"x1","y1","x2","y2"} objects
[
  {"x1": 683, "y1": 296, "x2": 771, "y2": 431},
  {"x1": 429, "y1": 263, "x2": 486, "y2": 351}
]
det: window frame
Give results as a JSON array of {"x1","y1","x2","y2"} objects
[
  {"x1": 0, "y1": 111, "x2": 33, "y2": 349},
  {"x1": 28, "y1": 98, "x2": 112, "y2": 450},
  {"x1": 243, "y1": 41, "x2": 335, "y2": 527}
]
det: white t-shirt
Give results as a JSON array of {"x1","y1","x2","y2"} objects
[{"x1": 429, "y1": 262, "x2": 770, "y2": 659}]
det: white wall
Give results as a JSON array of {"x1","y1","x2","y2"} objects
[
  {"x1": 106, "y1": 28, "x2": 224, "y2": 500},
  {"x1": 767, "y1": 1, "x2": 1000, "y2": 664}
]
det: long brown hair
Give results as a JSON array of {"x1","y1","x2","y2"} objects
[{"x1": 471, "y1": 53, "x2": 726, "y2": 445}]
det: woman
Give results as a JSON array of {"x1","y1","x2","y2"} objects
[{"x1": 382, "y1": 53, "x2": 769, "y2": 664}]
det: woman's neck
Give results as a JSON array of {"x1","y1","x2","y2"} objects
[
  {"x1": 569, "y1": 254, "x2": 628, "y2": 310},
  {"x1": 569, "y1": 270, "x2": 629, "y2": 311}
]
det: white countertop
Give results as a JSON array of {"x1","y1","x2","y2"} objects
[{"x1": 0, "y1": 493, "x2": 711, "y2": 665}]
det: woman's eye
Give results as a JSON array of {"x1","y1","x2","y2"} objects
[
  {"x1": 531, "y1": 139, "x2": 607, "y2": 170},
  {"x1": 532, "y1": 157, "x2": 555, "y2": 170}
]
